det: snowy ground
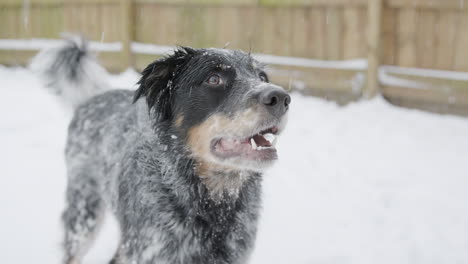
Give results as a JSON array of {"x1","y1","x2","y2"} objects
[{"x1": 1, "y1": 65, "x2": 468, "y2": 264}]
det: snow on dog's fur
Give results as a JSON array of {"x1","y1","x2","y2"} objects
[{"x1": 37, "y1": 37, "x2": 290, "y2": 264}]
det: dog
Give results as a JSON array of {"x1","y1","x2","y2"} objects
[{"x1": 38, "y1": 38, "x2": 290, "y2": 264}]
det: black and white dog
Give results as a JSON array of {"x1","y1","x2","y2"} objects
[{"x1": 36, "y1": 38, "x2": 290, "y2": 264}]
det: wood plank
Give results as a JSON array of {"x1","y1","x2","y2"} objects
[
  {"x1": 176, "y1": 5, "x2": 193, "y2": 45},
  {"x1": 100, "y1": 3, "x2": 112, "y2": 41},
  {"x1": 154, "y1": 4, "x2": 166, "y2": 44},
  {"x1": 176, "y1": 6, "x2": 193, "y2": 45},
  {"x1": 273, "y1": 7, "x2": 291, "y2": 56},
  {"x1": 388, "y1": 0, "x2": 468, "y2": 10},
  {"x1": 214, "y1": 7, "x2": 239, "y2": 49},
  {"x1": 187, "y1": 7, "x2": 209, "y2": 47},
  {"x1": 95, "y1": 3, "x2": 103, "y2": 39},
  {"x1": 64, "y1": 2, "x2": 80, "y2": 33},
  {"x1": 87, "y1": 3, "x2": 99, "y2": 39},
  {"x1": 77, "y1": 5, "x2": 86, "y2": 34},
  {"x1": 49, "y1": 5, "x2": 62, "y2": 38},
  {"x1": 111, "y1": 4, "x2": 121, "y2": 41},
  {"x1": 324, "y1": 7, "x2": 342, "y2": 60},
  {"x1": 383, "y1": 70, "x2": 468, "y2": 92},
  {"x1": 2, "y1": 7, "x2": 12, "y2": 38},
  {"x1": 301, "y1": 7, "x2": 313, "y2": 58},
  {"x1": 266, "y1": 66, "x2": 364, "y2": 94},
  {"x1": 0, "y1": 50, "x2": 40, "y2": 66},
  {"x1": 342, "y1": 6, "x2": 360, "y2": 59},
  {"x1": 358, "y1": 7, "x2": 368, "y2": 55},
  {"x1": 134, "y1": 0, "x2": 366, "y2": 6},
  {"x1": 259, "y1": 0, "x2": 367, "y2": 7},
  {"x1": 366, "y1": 0, "x2": 382, "y2": 97},
  {"x1": 72, "y1": 5, "x2": 80, "y2": 33},
  {"x1": 434, "y1": 11, "x2": 457, "y2": 70},
  {"x1": 0, "y1": 7, "x2": 13, "y2": 38},
  {"x1": 153, "y1": 5, "x2": 178, "y2": 45},
  {"x1": 202, "y1": 6, "x2": 220, "y2": 47},
  {"x1": 382, "y1": 8, "x2": 396, "y2": 65},
  {"x1": 0, "y1": 8, "x2": 5, "y2": 38},
  {"x1": 134, "y1": 3, "x2": 153, "y2": 43},
  {"x1": 16, "y1": 6, "x2": 24, "y2": 38},
  {"x1": 22, "y1": 6, "x2": 31, "y2": 38},
  {"x1": 416, "y1": 10, "x2": 436, "y2": 69},
  {"x1": 237, "y1": 6, "x2": 258, "y2": 52},
  {"x1": 18, "y1": 3, "x2": 30, "y2": 38},
  {"x1": 30, "y1": 6, "x2": 40, "y2": 38},
  {"x1": 453, "y1": 11, "x2": 468, "y2": 71},
  {"x1": 42, "y1": 6, "x2": 52, "y2": 38},
  {"x1": 396, "y1": 8, "x2": 418, "y2": 67},
  {"x1": 2, "y1": 0, "x2": 61, "y2": 6},
  {"x1": 308, "y1": 7, "x2": 326, "y2": 59},
  {"x1": 382, "y1": 85, "x2": 468, "y2": 108},
  {"x1": 63, "y1": 0, "x2": 116, "y2": 4},
  {"x1": 181, "y1": 6, "x2": 197, "y2": 46},
  {"x1": 135, "y1": 0, "x2": 256, "y2": 5},
  {"x1": 259, "y1": 7, "x2": 275, "y2": 54},
  {"x1": 120, "y1": 0, "x2": 134, "y2": 67},
  {"x1": 290, "y1": 7, "x2": 308, "y2": 57}
]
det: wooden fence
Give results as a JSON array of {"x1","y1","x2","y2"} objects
[{"x1": 1, "y1": 0, "x2": 468, "y2": 115}]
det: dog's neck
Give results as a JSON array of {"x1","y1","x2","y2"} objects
[{"x1": 195, "y1": 161, "x2": 256, "y2": 201}]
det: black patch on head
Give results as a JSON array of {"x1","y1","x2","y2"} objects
[
  {"x1": 172, "y1": 53, "x2": 239, "y2": 130},
  {"x1": 134, "y1": 46, "x2": 268, "y2": 133},
  {"x1": 133, "y1": 46, "x2": 195, "y2": 121}
]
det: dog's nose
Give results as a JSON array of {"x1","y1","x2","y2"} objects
[{"x1": 259, "y1": 87, "x2": 290, "y2": 117}]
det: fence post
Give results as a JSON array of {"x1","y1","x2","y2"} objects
[
  {"x1": 365, "y1": 0, "x2": 383, "y2": 98},
  {"x1": 120, "y1": 0, "x2": 134, "y2": 69}
]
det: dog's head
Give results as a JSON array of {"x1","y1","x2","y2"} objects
[{"x1": 135, "y1": 47, "x2": 290, "y2": 173}]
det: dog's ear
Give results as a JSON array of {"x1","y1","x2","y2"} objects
[{"x1": 134, "y1": 46, "x2": 195, "y2": 121}]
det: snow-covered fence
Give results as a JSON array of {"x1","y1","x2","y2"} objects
[{"x1": 0, "y1": 0, "x2": 468, "y2": 115}]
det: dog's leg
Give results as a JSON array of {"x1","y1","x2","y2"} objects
[
  {"x1": 62, "y1": 177, "x2": 105, "y2": 264},
  {"x1": 113, "y1": 230, "x2": 166, "y2": 264}
]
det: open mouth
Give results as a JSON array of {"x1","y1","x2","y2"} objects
[{"x1": 211, "y1": 126, "x2": 280, "y2": 161}]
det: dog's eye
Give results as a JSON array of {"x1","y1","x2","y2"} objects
[
  {"x1": 259, "y1": 72, "x2": 269, "y2": 83},
  {"x1": 206, "y1": 74, "x2": 223, "y2": 86}
]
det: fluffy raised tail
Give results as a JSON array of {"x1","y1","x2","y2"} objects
[{"x1": 30, "y1": 35, "x2": 111, "y2": 110}]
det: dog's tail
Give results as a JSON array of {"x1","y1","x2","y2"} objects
[{"x1": 30, "y1": 35, "x2": 111, "y2": 110}]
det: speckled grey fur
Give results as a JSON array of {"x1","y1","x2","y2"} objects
[
  {"x1": 63, "y1": 90, "x2": 262, "y2": 264},
  {"x1": 43, "y1": 38, "x2": 289, "y2": 264}
]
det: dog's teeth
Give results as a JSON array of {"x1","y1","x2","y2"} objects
[
  {"x1": 250, "y1": 138, "x2": 257, "y2": 150},
  {"x1": 263, "y1": 133, "x2": 276, "y2": 144},
  {"x1": 257, "y1": 146, "x2": 273, "y2": 150}
]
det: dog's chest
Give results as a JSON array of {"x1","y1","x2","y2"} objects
[{"x1": 157, "y1": 197, "x2": 255, "y2": 263}]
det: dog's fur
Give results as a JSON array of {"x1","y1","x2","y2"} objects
[
  {"x1": 40, "y1": 38, "x2": 290, "y2": 264},
  {"x1": 30, "y1": 36, "x2": 110, "y2": 111}
]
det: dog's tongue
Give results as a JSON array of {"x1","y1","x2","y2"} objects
[{"x1": 252, "y1": 134, "x2": 271, "y2": 147}]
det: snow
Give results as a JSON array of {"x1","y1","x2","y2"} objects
[
  {"x1": 0, "y1": 38, "x2": 121, "y2": 52},
  {"x1": 380, "y1": 65, "x2": 468, "y2": 82},
  {"x1": 1, "y1": 66, "x2": 468, "y2": 264},
  {"x1": 379, "y1": 65, "x2": 468, "y2": 89},
  {"x1": 131, "y1": 42, "x2": 173, "y2": 55},
  {"x1": 379, "y1": 68, "x2": 431, "y2": 90},
  {"x1": 0, "y1": 39, "x2": 367, "y2": 70},
  {"x1": 252, "y1": 53, "x2": 367, "y2": 70}
]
